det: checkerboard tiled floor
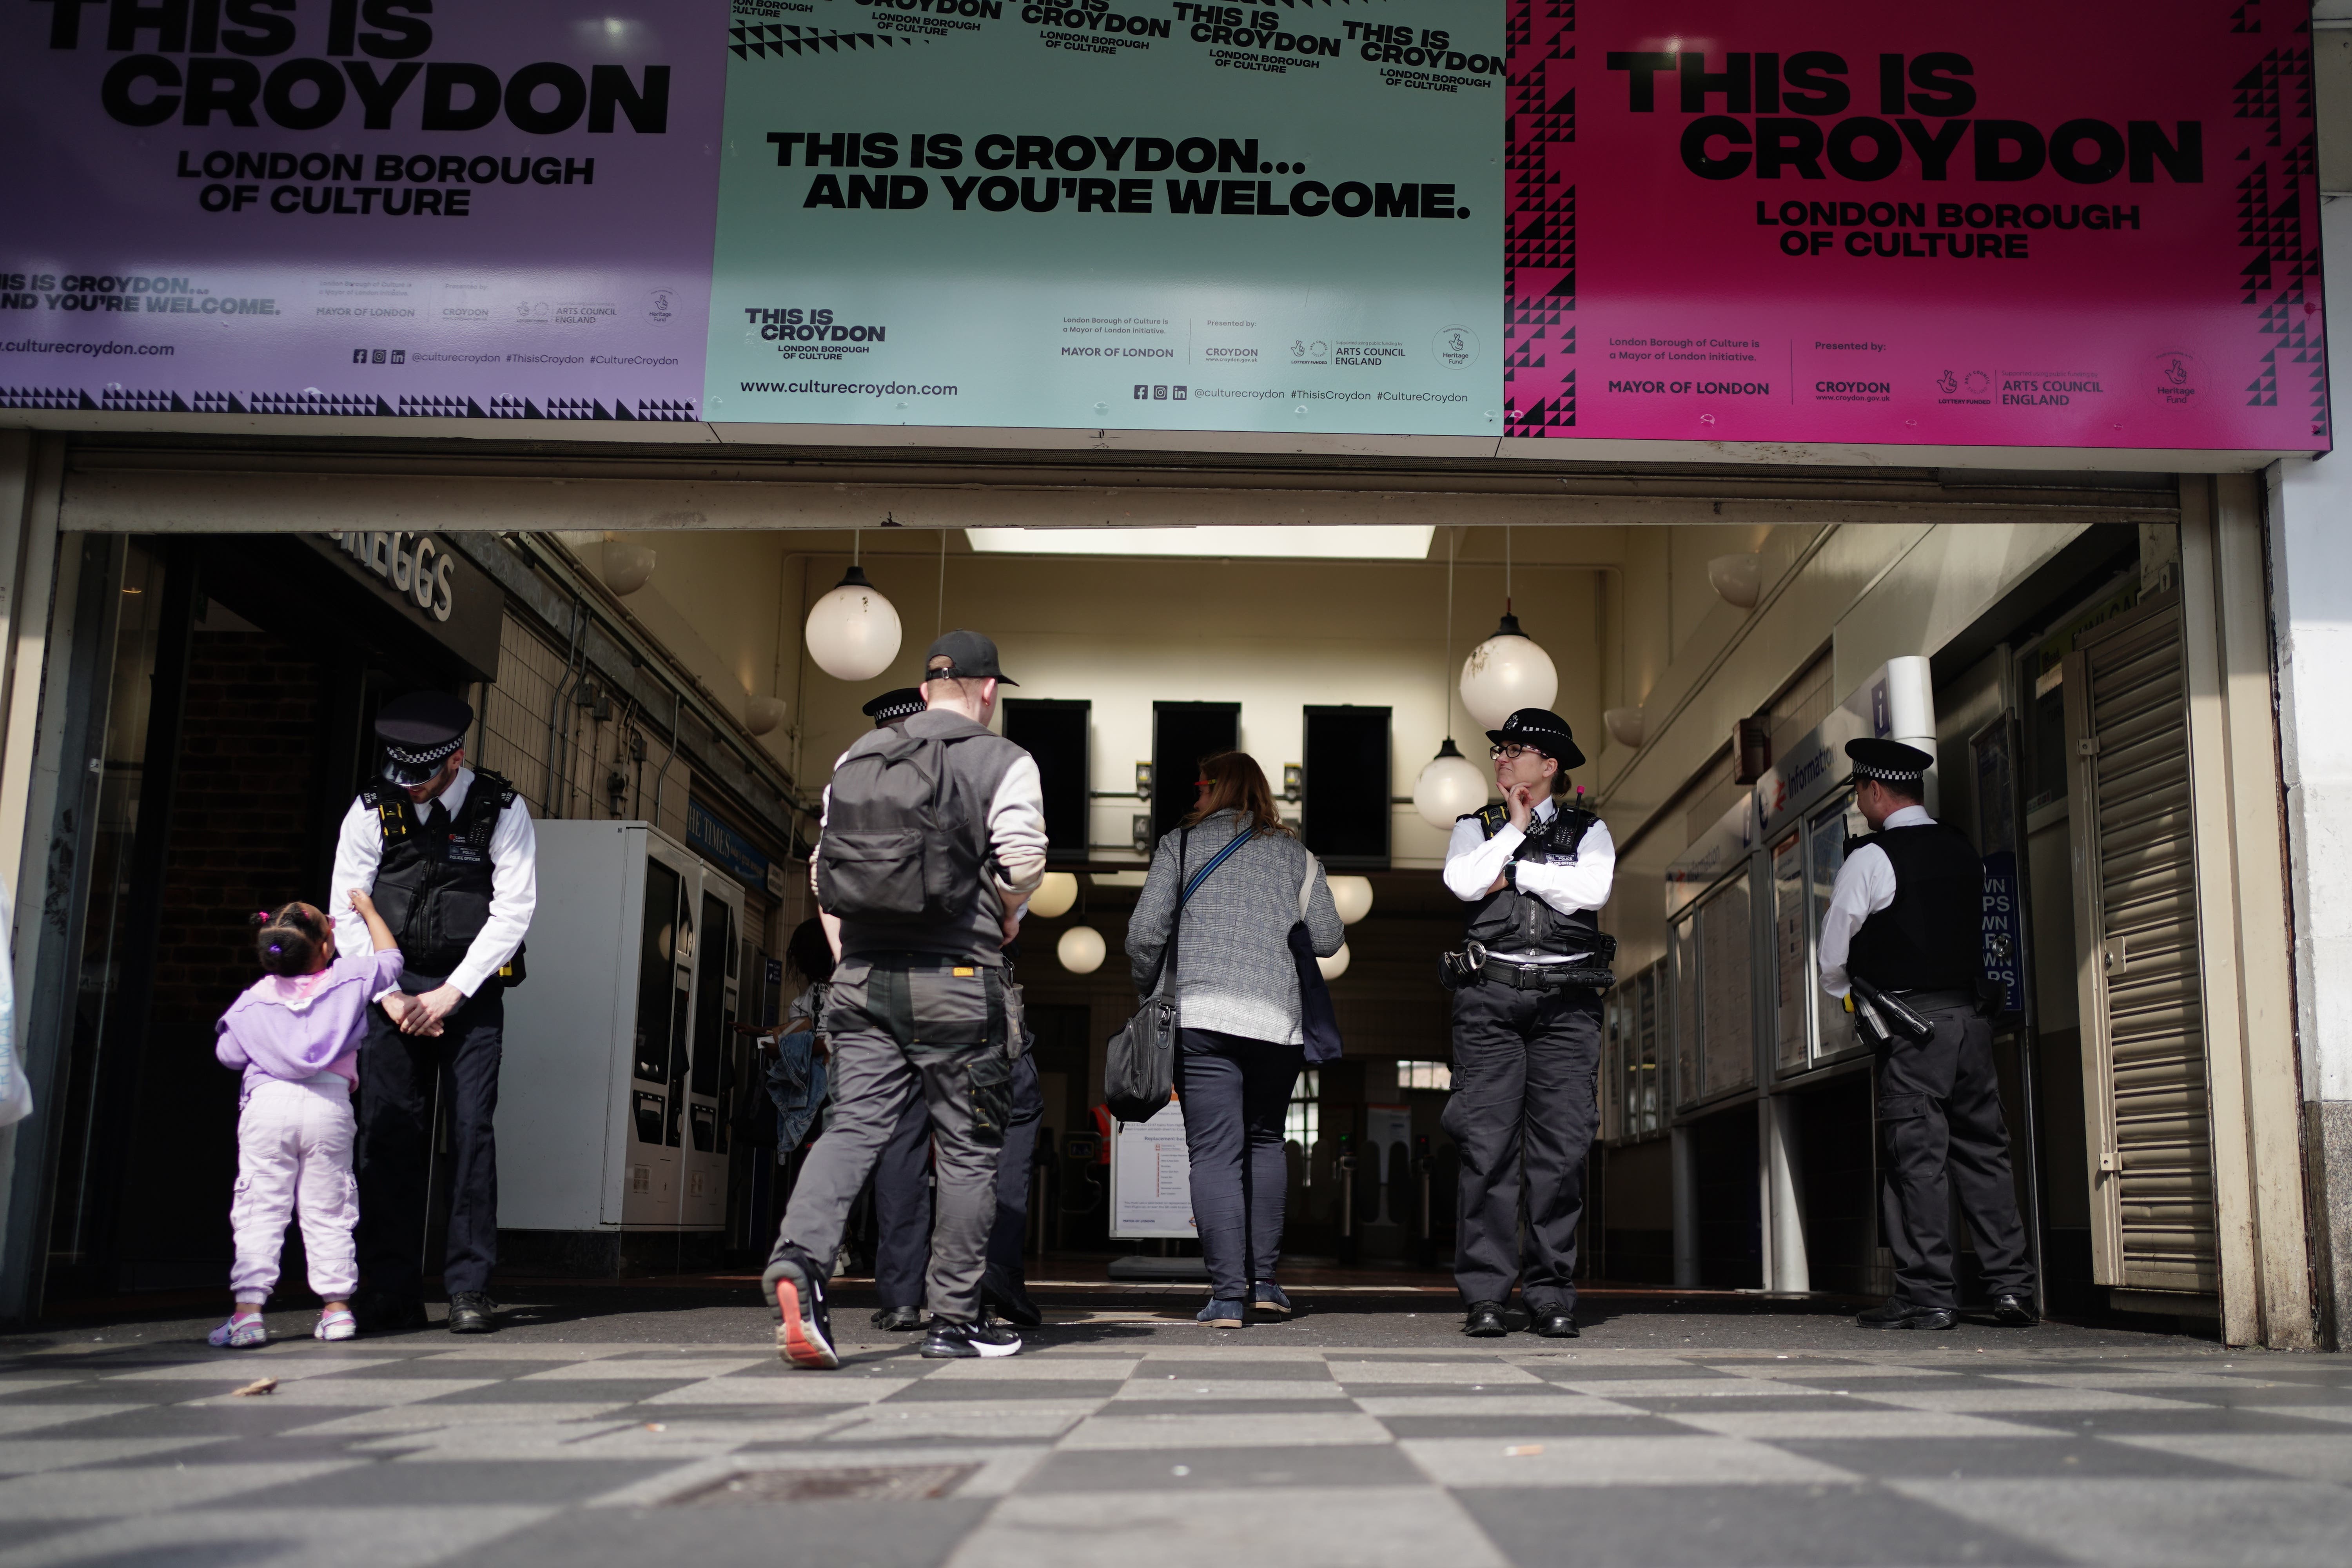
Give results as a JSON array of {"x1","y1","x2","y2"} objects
[{"x1": 4, "y1": 1306, "x2": 2351, "y2": 1567}]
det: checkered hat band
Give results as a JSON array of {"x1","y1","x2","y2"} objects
[
  {"x1": 386, "y1": 737, "x2": 462, "y2": 766},
  {"x1": 1853, "y1": 762, "x2": 1924, "y2": 781}
]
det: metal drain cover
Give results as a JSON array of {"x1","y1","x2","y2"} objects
[{"x1": 672, "y1": 1464, "x2": 979, "y2": 1506}]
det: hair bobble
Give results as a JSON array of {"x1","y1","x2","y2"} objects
[{"x1": 267, "y1": 944, "x2": 282, "y2": 954}]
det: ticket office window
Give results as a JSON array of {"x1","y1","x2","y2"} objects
[
  {"x1": 1671, "y1": 870, "x2": 1758, "y2": 1107},
  {"x1": 1807, "y1": 793, "x2": 1867, "y2": 1067}
]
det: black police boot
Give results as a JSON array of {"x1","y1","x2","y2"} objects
[
  {"x1": 1992, "y1": 1292, "x2": 2040, "y2": 1327},
  {"x1": 1857, "y1": 1299, "x2": 1957, "y2": 1331},
  {"x1": 446, "y1": 1292, "x2": 497, "y2": 1335},
  {"x1": 983, "y1": 1281, "x2": 1044, "y2": 1328},
  {"x1": 762, "y1": 1249, "x2": 838, "y2": 1370},
  {"x1": 1463, "y1": 1301, "x2": 1510, "y2": 1338},
  {"x1": 870, "y1": 1304, "x2": 924, "y2": 1332},
  {"x1": 353, "y1": 1293, "x2": 428, "y2": 1333},
  {"x1": 1533, "y1": 1308, "x2": 1580, "y2": 1339}
]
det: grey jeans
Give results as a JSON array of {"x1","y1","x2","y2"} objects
[{"x1": 768, "y1": 963, "x2": 1010, "y2": 1323}]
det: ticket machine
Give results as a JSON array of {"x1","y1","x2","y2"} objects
[{"x1": 497, "y1": 820, "x2": 744, "y2": 1272}]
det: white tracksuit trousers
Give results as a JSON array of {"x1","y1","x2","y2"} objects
[{"x1": 229, "y1": 1075, "x2": 360, "y2": 1303}]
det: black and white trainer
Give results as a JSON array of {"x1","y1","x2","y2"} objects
[
  {"x1": 920, "y1": 1316, "x2": 1024, "y2": 1360},
  {"x1": 762, "y1": 1252, "x2": 838, "y2": 1370}
]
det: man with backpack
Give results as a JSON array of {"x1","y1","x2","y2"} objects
[{"x1": 762, "y1": 632, "x2": 1047, "y2": 1367}]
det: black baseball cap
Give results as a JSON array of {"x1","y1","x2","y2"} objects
[
  {"x1": 1846, "y1": 737, "x2": 1934, "y2": 783},
  {"x1": 862, "y1": 687, "x2": 926, "y2": 727},
  {"x1": 376, "y1": 691, "x2": 474, "y2": 786},
  {"x1": 924, "y1": 630, "x2": 1018, "y2": 685},
  {"x1": 1486, "y1": 708, "x2": 1585, "y2": 771}
]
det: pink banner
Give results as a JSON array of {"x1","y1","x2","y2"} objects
[{"x1": 1506, "y1": 0, "x2": 2328, "y2": 452}]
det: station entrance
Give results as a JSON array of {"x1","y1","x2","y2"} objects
[{"x1": 8, "y1": 441, "x2": 2298, "y2": 1341}]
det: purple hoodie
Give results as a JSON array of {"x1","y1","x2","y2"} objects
[{"x1": 216, "y1": 949, "x2": 403, "y2": 1100}]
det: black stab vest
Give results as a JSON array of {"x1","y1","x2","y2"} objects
[
  {"x1": 366, "y1": 769, "x2": 513, "y2": 976},
  {"x1": 1843, "y1": 821, "x2": 1984, "y2": 991},
  {"x1": 1461, "y1": 802, "x2": 1604, "y2": 955}
]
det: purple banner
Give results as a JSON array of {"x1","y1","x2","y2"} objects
[{"x1": 0, "y1": 0, "x2": 723, "y2": 423}]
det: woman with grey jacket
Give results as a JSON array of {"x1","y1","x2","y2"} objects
[{"x1": 1127, "y1": 751, "x2": 1345, "y2": 1325}]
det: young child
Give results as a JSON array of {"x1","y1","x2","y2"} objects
[{"x1": 209, "y1": 890, "x2": 402, "y2": 1347}]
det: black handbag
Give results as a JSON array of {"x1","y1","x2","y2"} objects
[{"x1": 1102, "y1": 827, "x2": 1249, "y2": 1123}]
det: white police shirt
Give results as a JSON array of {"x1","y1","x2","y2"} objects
[
  {"x1": 328, "y1": 766, "x2": 537, "y2": 998},
  {"x1": 1815, "y1": 802, "x2": 1933, "y2": 999},
  {"x1": 1441, "y1": 796, "x2": 1615, "y2": 965}
]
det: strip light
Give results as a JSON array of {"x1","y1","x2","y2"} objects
[{"x1": 965, "y1": 525, "x2": 1435, "y2": 560}]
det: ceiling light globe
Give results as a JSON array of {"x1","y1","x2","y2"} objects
[
  {"x1": 805, "y1": 565, "x2": 901, "y2": 682},
  {"x1": 1459, "y1": 613, "x2": 1558, "y2": 731},
  {"x1": 744, "y1": 695, "x2": 788, "y2": 737},
  {"x1": 1327, "y1": 875, "x2": 1374, "y2": 926},
  {"x1": 1414, "y1": 739, "x2": 1491, "y2": 830},
  {"x1": 1317, "y1": 942, "x2": 1351, "y2": 981},
  {"x1": 1057, "y1": 925, "x2": 1106, "y2": 975},
  {"x1": 1028, "y1": 871, "x2": 1078, "y2": 920}
]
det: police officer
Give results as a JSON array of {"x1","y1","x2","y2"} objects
[
  {"x1": 1819, "y1": 737, "x2": 2036, "y2": 1330},
  {"x1": 1439, "y1": 708, "x2": 1615, "y2": 1339},
  {"x1": 331, "y1": 693, "x2": 536, "y2": 1335},
  {"x1": 762, "y1": 632, "x2": 1047, "y2": 1367},
  {"x1": 852, "y1": 687, "x2": 1048, "y2": 1334}
]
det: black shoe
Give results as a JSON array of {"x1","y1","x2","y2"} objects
[
  {"x1": 352, "y1": 1294, "x2": 428, "y2": 1333},
  {"x1": 870, "y1": 1304, "x2": 924, "y2": 1332},
  {"x1": 762, "y1": 1252, "x2": 838, "y2": 1369},
  {"x1": 1463, "y1": 1301, "x2": 1510, "y2": 1338},
  {"x1": 1857, "y1": 1299, "x2": 1957, "y2": 1331},
  {"x1": 1533, "y1": 1308, "x2": 1580, "y2": 1339},
  {"x1": 921, "y1": 1317, "x2": 1023, "y2": 1359},
  {"x1": 446, "y1": 1292, "x2": 497, "y2": 1335},
  {"x1": 983, "y1": 1281, "x2": 1044, "y2": 1327},
  {"x1": 1992, "y1": 1292, "x2": 2040, "y2": 1326}
]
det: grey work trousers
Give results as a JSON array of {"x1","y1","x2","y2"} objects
[
  {"x1": 873, "y1": 1051, "x2": 1042, "y2": 1312},
  {"x1": 1875, "y1": 999, "x2": 2036, "y2": 1310},
  {"x1": 767, "y1": 969, "x2": 1009, "y2": 1323},
  {"x1": 1441, "y1": 980, "x2": 1602, "y2": 1314}
]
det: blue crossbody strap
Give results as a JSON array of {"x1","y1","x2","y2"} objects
[{"x1": 1181, "y1": 830, "x2": 1250, "y2": 904}]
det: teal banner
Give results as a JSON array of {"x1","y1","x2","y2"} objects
[{"x1": 703, "y1": 0, "x2": 1505, "y2": 434}]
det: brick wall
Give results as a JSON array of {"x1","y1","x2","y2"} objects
[{"x1": 115, "y1": 627, "x2": 327, "y2": 1288}]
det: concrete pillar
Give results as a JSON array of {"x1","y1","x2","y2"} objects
[
  {"x1": 1763, "y1": 1094, "x2": 1809, "y2": 1293},
  {"x1": 1670, "y1": 1124, "x2": 1699, "y2": 1288}
]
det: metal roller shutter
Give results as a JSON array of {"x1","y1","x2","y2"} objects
[{"x1": 2062, "y1": 591, "x2": 2217, "y2": 1293}]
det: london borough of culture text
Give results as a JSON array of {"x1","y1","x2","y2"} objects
[{"x1": 1606, "y1": 46, "x2": 2200, "y2": 260}]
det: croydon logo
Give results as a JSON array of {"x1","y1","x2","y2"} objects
[{"x1": 741, "y1": 307, "x2": 886, "y2": 343}]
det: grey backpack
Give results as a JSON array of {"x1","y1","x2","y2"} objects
[{"x1": 815, "y1": 730, "x2": 984, "y2": 925}]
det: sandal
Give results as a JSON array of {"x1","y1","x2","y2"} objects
[
  {"x1": 314, "y1": 1308, "x2": 358, "y2": 1342},
  {"x1": 207, "y1": 1312, "x2": 267, "y2": 1349}
]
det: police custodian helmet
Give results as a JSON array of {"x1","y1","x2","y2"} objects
[{"x1": 376, "y1": 691, "x2": 474, "y2": 787}]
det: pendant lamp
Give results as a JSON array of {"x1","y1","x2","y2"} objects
[
  {"x1": 1327, "y1": 875, "x2": 1374, "y2": 925},
  {"x1": 1414, "y1": 739, "x2": 1490, "y2": 829},
  {"x1": 1316, "y1": 942, "x2": 1351, "y2": 981},
  {"x1": 1416, "y1": 528, "x2": 1497, "y2": 830},
  {"x1": 1028, "y1": 871, "x2": 1078, "y2": 920},
  {"x1": 1057, "y1": 924, "x2": 1106, "y2": 975},
  {"x1": 1458, "y1": 526, "x2": 1556, "y2": 730},
  {"x1": 805, "y1": 535, "x2": 901, "y2": 682}
]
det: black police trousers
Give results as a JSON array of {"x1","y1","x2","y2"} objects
[
  {"x1": 1877, "y1": 998, "x2": 2036, "y2": 1310},
  {"x1": 871, "y1": 1051, "x2": 1043, "y2": 1313},
  {"x1": 354, "y1": 973, "x2": 503, "y2": 1303},
  {"x1": 1441, "y1": 979, "x2": 1602, "y2": 1314}
]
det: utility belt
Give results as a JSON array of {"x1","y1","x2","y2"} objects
[
  {"x1": 1439, "y1": 938, "x2": 1616, "y2": 994},
  {"x1": 1846, "y1": 977, "x2": 1996, "y2": 1049}
]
